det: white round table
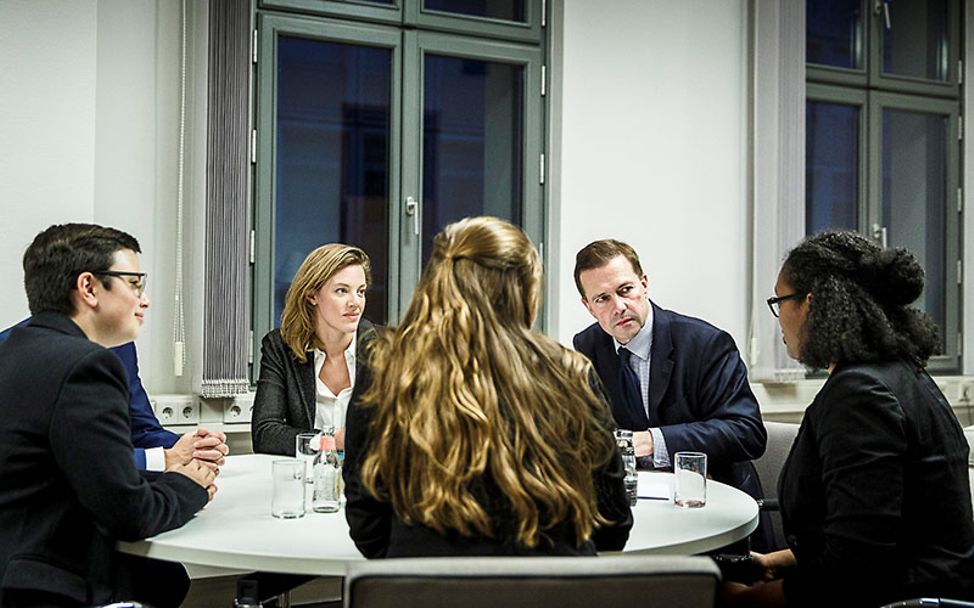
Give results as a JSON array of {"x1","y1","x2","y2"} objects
[{"x1": 118, "y1": 454, "x2": 758, "y2": 574}]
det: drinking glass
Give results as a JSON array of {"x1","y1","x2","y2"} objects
[
  {"x1": 271, "y1": 460, "x2": 306, "y2": 519},
  {"x1": 674, "y1": 451, "x2": 707, "y2": 508}
]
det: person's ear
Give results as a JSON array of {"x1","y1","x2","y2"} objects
[
  {"x1": 640, "y1": 274, "x2": 649, "y2": 292},
  {"x1": 75, "y1": 273, "x2": 99, "y2": 309}
]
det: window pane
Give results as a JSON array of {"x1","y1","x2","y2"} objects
[
  {"x1": 422, "y1": 55, "x2": 524, "y2": 262},
  {"x1": 806, "y1": 0, "x2": 863, "y2": 69},
  {"x1": 806, "y1": 101, "x2": 859, "y2": 234},
  {"x1": 882, "y1": 109, "x2": 947, "y2": 338},
  {"x1": 276, "y1": 35, "x2": 391, "y2": 325},
  {"x1": 424, "y1": 0, "x2": 526, "y2": 23},
  {"x1": 882, "y1": 0, "x2": 949, "y2": 81}
]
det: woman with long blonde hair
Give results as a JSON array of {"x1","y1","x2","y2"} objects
[
  {"x1": 252, "y1": 243, "x2": 375, "y2": 455},
  {"x1": 343, "y1": 216, "x2": 632, "y2": 557}
]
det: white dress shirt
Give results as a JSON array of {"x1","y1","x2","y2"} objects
[{"x1": 312, "y1": 335, "x2": 357, "y2": 431}]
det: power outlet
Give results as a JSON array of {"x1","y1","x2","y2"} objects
[
  {"x1": 153, "y1": 394, "x2": 199, "y2": 425},
  {"x1": 224, "y1": 392, "x2": 255, "y2": 424}
]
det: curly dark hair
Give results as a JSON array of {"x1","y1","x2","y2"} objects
[{"x1": 781, "y1": 230, "x2": 940, "y2": 368}]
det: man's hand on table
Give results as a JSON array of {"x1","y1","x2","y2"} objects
[
  {"x1": 170, "y1": 459, "x2": 219, "y2": 502},
  {"x1": 165, "y1": 427, "x2": 230, "y2": 472},
  {"x1": 633, "y1": 430, "x2": 654, "y2": 458}
]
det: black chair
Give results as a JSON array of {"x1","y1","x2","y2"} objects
[{"x1": 344, "y1": 555, "x2": 721, "y2": 608}]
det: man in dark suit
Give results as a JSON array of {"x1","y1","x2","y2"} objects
[
  {"x1": 572, "y1": 240, "x2": 768, "y2": 519},
  {"x1": 0, "y1": 321, "x2": 228, "y2": 472},
  {"x1": 0, "y1": 223, "x2": 216, "y2": 607}
]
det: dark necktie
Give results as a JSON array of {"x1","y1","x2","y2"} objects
[{"x1": 618, "y1": 347, "x2": 650, "y2": 430}]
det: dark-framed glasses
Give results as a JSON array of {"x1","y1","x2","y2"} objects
[
  {"x1": 95, "y1": 270, "x2": 148, "y2": 297},
  {"x1": 766, "y1": 292, "x2": 806, "y2": 318}
]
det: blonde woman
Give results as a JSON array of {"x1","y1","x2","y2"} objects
[
  {"x1": 343, "y1": 216, "x2": 632, "y2": 557},
  {"x1": 252, "y1": 244, "x2": 375, "y2": 455}
]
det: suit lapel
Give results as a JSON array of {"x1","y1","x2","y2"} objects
[
  {"x1": 295, "y1": 353, "x2": 316, "y2": 428},
  {"x1": 648, "y1": 303, "x2": 674, "y2": 424}
]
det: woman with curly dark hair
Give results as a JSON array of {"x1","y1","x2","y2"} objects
[{"x1": 722, "y1": 231, "x2": 974, "y2": 607}]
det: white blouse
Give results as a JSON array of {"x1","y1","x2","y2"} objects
[{"x1": 312, "y1": 334, "x2": 357, "y2": 431}]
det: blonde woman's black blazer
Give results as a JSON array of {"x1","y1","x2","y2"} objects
[{"x1": 252, "y1": 318, "x2": 375, "y2": 456}]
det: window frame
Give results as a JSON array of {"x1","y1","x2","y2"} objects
[
  {"x1": 252, "y1": 13, "x2": 405, "y2": 357},
  {"x1": 804, "y1": 0, "x2": 963, "y2": 373},
  {"x1": 867, "y1": 91, "x2": 961, "y2": 367},
  {"x1": 252, "y1": 6, "x2": 547, "y2": 378},
  {"x1": 398, "y1": 30, "x2": 544, "y2": 307}
]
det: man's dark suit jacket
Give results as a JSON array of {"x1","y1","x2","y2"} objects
[
  {"x1": 779, "y1": 359, "x2": 974, "y2": 606},
  {"x1": 252, "y1": 319, "x2": 376, "y2": 455},
  {"x1": 573, "y1": 302, "x2": 767, "y2": 500},
  {"x1": 0, "y1": 313, "x2": 207, "y2": 606},
  {"x1": 0, "y1": 319, "x2": 178, "y2": 469}
]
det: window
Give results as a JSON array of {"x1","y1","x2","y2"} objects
[
  {"x1": 252, "y1": 1, "x2": 545, "y2": 368},
  {"x1": 805, "y1": 0, "x2": 962, "y2": 371}
]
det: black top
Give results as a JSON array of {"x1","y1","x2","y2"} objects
[
  {"x1": 342, "y1": 351, "x2": 633, "y2": 558},
  {"x1": 779, "y1": 359, "x2": 974, "y2": 606},
  {"x1": 252, "y1": 319, "x2": 375, "y2": 455}
]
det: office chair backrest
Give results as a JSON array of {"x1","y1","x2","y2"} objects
[
  {"x1": 344, "y1": 555, "x2": 721, "y2": 608},
  {"x1": 754, "y1": 421, "x2": 800, "y2": 549}
]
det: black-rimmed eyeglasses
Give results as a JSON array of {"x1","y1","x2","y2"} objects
[
  {"x1": 95, "y1": 270, "x2": 148, "y2": 297},
  {"x1": 766, "y1": 292, "x2": 805, "y2": 318}
]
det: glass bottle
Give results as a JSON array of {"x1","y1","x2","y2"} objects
[
  {"x1": 614, "y1": 429, "x2": 638, "y2": 506},
  {"x1": 312, "y1": 426, "x2": 341, "y2": 513}
]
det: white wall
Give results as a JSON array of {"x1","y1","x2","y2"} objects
[
  {"x1": 0, "y1": 0, "x2": 201, "y2": 394},
  {"x1": 550, "y1": 0, "x2": 751, "y2": 349},
  {"x1": 0, "y1": 1, "x2": 98, "y2": 321},
  {"x1": 93, "y1": 0, "x2": 187, "y2": 394}
]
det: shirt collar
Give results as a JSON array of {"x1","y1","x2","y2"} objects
[
  {"x1": 613, "y1": 304, "x2": 654, "y2": 361},
  {"x1": 312, "y1": 333, "x2": 357, "y2": 373}
]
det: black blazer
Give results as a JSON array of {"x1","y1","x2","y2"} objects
[
  {"x1": 779, "y1": 359, "x2": 974, "y2": 606},
  {"x1": 0, "y1": 313, "x2": 208, "y2": 606},
  {"x1": 573, "y1": 302, "x2": 767, "y2": 499},
  {"x1": 342, "y1": 351, "x2": 633, "y2": 558},
  {"x1": 252, "y1": 319, "x2": 375, "y2": 455}
]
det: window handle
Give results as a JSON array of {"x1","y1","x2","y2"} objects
[
  {"x1": 874, "y1": 0, "x2": 892, "y2": 30},
  {"x1": 872, "y1": 223, "x2": 888, "y2": 248},
  {"x1": 405, "y1": 196, "x2": 420, "y2": 236}
]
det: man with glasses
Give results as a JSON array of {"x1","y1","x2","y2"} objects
[
  {"x1": 573, "y1": 239, "x2": 770, "y2": 548},
  {"x1": 0, "y1": 223, "x2": 219, "y2": 607},
  {"x1": 0, "y1": 273, "x2": 228, "y2": 475}
]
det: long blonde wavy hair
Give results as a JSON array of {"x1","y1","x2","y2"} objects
[
  {"x1": 279, "y1": 243, "x2": 371, "y2": 363},
  {"x1": 359, "y1": 216, "x2": 616, "y2": 547}
]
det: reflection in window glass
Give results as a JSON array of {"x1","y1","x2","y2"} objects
[
  {"x1": 424, "y1": 0, "x2": 525, "y2": 22},
  {"x1": 422, "y1": 55, "x2": 524, "y2": 262},
  {"x1": 882, "y1": 0, "x2": 949, "y2": 81},
  {"x1": 806, "y1": 101, "x2": 859, "y2": 235},
  {"x1": 882, "y1": 109, "x2": 947, "y2": 339},
  {"x1": 806, "y1": 0, "x2": 862, "y2": 69},
  {"x1": 276, "y1": 36, "x2": 391, "y2": 325}
]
